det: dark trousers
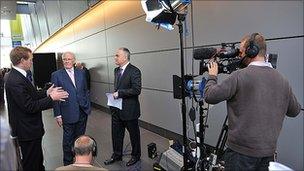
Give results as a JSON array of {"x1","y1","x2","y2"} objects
[
  {"x1": 112, "y1": 112, "x2": 141, "y2": 159},
  {"x1": 19, "y1": 138, "x2": 45, "y2": 171},
  {"x1": 224, "y1": 148, "x2": 274, "y2": 171},
  {"x1": 62, "y1": 111, "x2": 87, "y2": 165}
]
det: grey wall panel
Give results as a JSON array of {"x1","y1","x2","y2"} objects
[
  {"x1": 90, "y1": 82, "x2": 110, "y2": 106},
  {"x1": 60, "y1": 0, "x2": 88, "y2": 26},
  {"x1": 44, "y1": 0, "x2": 61, "y2": 35},
  {"x1": 140, "y1": 89, "x2": 182, "y2": 134},
  {"x1": 278, "y1": 116, "x2": 303, "y2": 169},
  {"x1": 132, "y1": 51, "x2": 180, "y2": 91},
  {"x1": 192, "y1": 1, "x2": 303, "y2": 46},
  {"x1": 59, "y1": 43, "x2": 75, "y2": 54},
  {"x1": 81, "y1": 58, "x2": 109, "y2": 83},
  {"x1": 267, "y1": 38, "x2": 303, "y2": 168},
  {"x1": 29, "y1": 4, "x2": 42, "y2": 45},
  {"x1": 109, "y1": 85, "x2": 114, "y2": 94},
  {"x1": 73, "y1": 31, "x2": 107, "y2": 59},
  {"x1": 55, "y1": 25, "x2": 75, "y2": 48},
  {"x1": 267, "y1": 40, "x2": 303, "y2": 87},
  {"x1": 103, "y1": 1, "x2": 144, "y2": 29},
  {"x1": 183, "y1": 4, "x2": 194, "y2": 48},
  {"x1": 73, "y1": 5, "x2": 105, "y2": 41},
  {"x1": 35, "y1": 0, "x2": 49, "y2": 41},
  {"x1": 105, "y1": 17, "x2": 181, "y2": 56},
  {"x1": 184, "y1": 49, "x2": 201, "y2": 75},
  {"x1": 107, "y1": 56, "x2": 116, "y2": 84}
]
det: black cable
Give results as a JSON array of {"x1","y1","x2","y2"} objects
[{"x1": 192, "y1": 121, "x2": 197, "y2": 153}]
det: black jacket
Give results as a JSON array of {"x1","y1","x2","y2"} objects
[
  {"x1": 114, "y1": 63, "x2": 141, "y2": 120},
  {"x1": 5, "y1": 68, "x2": 53, "y2": 141}
]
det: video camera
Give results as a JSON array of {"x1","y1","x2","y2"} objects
[
  {"x1": 194, "y1": 43, "x2": 278, "y2": 75},
  {"x1": 194, "y1": 43, "x2": 243, "y2": 75},
  {"x1": 173, "y1": 43, "x2": 278, "y2": 101}
]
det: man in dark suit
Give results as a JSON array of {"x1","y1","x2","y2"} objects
[
  {"x1": 5, "y1": 46, "x2": 69, "y2": 171},
  {"x1": 51, "y1": 52, "x2": 91, "y2": 165},
  {"x1": 104, "y1": 47, "x2": 142, "y2": 166}
]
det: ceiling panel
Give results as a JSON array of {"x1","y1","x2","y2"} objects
[{"x1": 1, "y1": 0, "x2": 17, "y2": 20}]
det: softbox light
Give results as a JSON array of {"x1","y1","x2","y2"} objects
[{"x1": 141, "y1": 0, "x2": 191, "y2": 30}]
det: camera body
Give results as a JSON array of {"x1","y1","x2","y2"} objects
[{"x1": 195, "y1": 43, "x2": 278, "y2": 75}]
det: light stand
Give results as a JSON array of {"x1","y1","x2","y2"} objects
[
  {"x1": 198, "y1": 101, "x2": 208, "y2": 160},
  {"x1": 141, "y1": 1, "x2": 192, "y2": 169},
  {"x1": 176, "y1": 12, "x2": 189, "y2": 170}
]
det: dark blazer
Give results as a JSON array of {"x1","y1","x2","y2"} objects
[
  {"x1": 5, "y1": 68, "x2": 53, "y2": 141},
  {"x1": 114, "y1": 63, "x2": 141, "y2": 120},
  {"x1": 51, "y1": 68, "x2": 91, "y2": 123}
]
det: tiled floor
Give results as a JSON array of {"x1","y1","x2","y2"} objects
[{"x1": 41, "y1": 108, "x2": 170, "y2": 170}]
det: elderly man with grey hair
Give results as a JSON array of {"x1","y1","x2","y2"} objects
[
  {"x1": 56, "y1": 135, "x2": 107, "y2": 171},
  {"x1": 51, "y1": 52, "x2": 91, "y2": 165}
]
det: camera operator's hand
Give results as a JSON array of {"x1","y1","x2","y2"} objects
[{"x1": 208, "y1": 61, "x2": 218, "y2": 76}]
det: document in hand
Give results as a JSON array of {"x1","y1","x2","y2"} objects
[{"x1": 106, "y1": 93, "x2": 122, "y2": 110}]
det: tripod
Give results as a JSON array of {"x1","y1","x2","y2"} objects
[
  {"x1": 195, "y1": 110, "x2": 228, "y2": 171},
  {"x1": 215, "y1": 115, "x2": 228, "y2": 160}
]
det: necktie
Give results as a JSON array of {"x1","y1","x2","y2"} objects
[
  {"x1": 68, "y1": 69, "x2": 76, "y2": 87},
  {"x1": 26, "y1": 72, "x2": 32, "y2": 82},
  {"x1": 117, "y1": 68, "x2": 123, "y2": 82}
]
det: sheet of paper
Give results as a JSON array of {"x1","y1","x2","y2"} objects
[
  {"x1": 106, "y1": 93, "x2": 122, "y2": 110},
  {"x1": 268, "y1": 162, "x2": 293, "y2": 171}
]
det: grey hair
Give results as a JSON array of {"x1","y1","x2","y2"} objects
[
  {"x1": 119, "y1": 47, "x2": 130, "y2": 61},
  {"x1": 62, "y1": 51, "x2": 75, "y2": 59},
  {"x1": 73, "y1": 135, "x2": 95, "y2": 156}
]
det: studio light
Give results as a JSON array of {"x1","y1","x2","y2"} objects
[{"x1": 141, "y1": 0, "x2": 191, "y2": 30}]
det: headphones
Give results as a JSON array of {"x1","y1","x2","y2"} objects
[
  {"x1": 245, "y1": 33, "x2": 260, "y2": 58},
  {"x1": 72, "y1": 135, "x2": 98, "y2": 157}
]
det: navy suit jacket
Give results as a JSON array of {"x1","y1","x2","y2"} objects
[{"x1": 51, "y1": 68, "x2": 91, "y2": 123}]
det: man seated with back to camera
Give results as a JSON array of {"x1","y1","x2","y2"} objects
[
  {"x1": 204, "y1": 33, "x2": 301, "y2": 170},
  {"x1": 56, "y1": 135, "x2": 107, "y2": 171}
]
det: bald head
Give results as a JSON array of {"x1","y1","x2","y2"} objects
[{"x1": 74, "y1": 135, "x2": 96, "y2": 156}]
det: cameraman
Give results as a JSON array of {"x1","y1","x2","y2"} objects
[{"x1": 204, "y1": 33, "x2": 301, "y2": 170}]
